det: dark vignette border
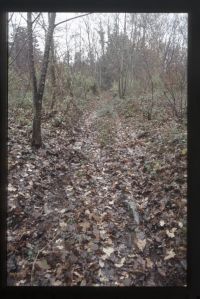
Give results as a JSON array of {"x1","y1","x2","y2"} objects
[{"x1": 0, "y1": 0, "x2": 200, "y2": 299}]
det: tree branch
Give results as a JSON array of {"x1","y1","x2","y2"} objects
[
  {"x1": 27, "y1": 12, "x2": 38, "y2": 96},
  {"x1": 32, "y1": 13, "x2": 42, "y2": 25},
  {"x1": 54, "y1": 12, "x2": 92, "y2": 28},
  {"x1": 8, "y1": 12, "x2": 14, "y2": 23}
]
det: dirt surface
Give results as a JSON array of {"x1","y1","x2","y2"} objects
[{"x1": 7, "y1": 94, "x2": 187, "y2": 286}]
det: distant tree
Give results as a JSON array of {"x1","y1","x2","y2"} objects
[
  {"x1": 99, "y1": 17, "x2": 132, "y2": 95},
  {"x1": 9, "y1": 25, "x2": 42, "y2": 73}
]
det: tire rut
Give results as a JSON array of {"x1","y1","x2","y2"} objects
[{"x1": 63, "y1": 96, "x2": 150, "y2": 285}]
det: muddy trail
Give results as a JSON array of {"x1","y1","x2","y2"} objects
[{"x1": 7, "y1": 94, "x2": 187, "y2": 286}]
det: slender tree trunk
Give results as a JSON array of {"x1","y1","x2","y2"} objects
[
  {"x1": 50, "y1": 38, "x2": 56, "y2": 111},
  {"x1": 27, "y1": 12, "x2": 56, "y2": 148},
  {"x1": 118, "y1": 13, "x2": 127, "y2": 99},
  {"x1": 118, "y1": 78, "x2": 121, "y2": 98},
  {"x1": 32, "y1": 96, "x2": 42, "y2": 145}
]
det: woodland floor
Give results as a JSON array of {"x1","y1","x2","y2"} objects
[{"x1": 7, "y1": 93, "x2": 187, "y2": 286}]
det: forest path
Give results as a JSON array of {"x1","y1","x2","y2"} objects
[
  {"x1": 58, "y1": 93, "x2": 151, "y2": 285},
  {"x1": 8, "y1": 95, "x2": 149, "y2": 286},
  {"x1": 7, "y1": 94, "x2": 187, "y2": 286}
]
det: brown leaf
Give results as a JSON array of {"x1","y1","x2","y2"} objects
[
  {"x1": 8, "y1": 184, "x2": 17, "y2": 192},
  {"x1": 80, "y1": 279, "x2": 87, "y2": 286},
  {"x1": 102, "y1": 247, "x2": 114, "y2": 257},
  {"x1": 164, "y1": 249, "x2": 176, "y2": 260},
  {"x1": 136, "y1": 239, "x2": 146, "y2": 252},
  {"x1": 52, "y1": 279, "x2": 62, "y2": 286},
  {"x1": 157, "y1": 267, "x2": 166, "y2": 277},
  {"x1": 93, "y1": 228, "x2": 100, "y2": 241},
  {"x1": 166, "y1": 228, "x2": 177, "y2": 238},
  {"x1": 159, "y1": 220, "x2": 165, "y2": 227},
  {"x1": 36, "y1": 259, "x2": 50, "y2": 270},
  {"x1": 99, "y1": 260, "x2": 104, "y2": 267},
  {"x1": 79, "y1": 222, "x2": 90, "y2": 232},
  {"x1": 115, "y1": 257, "x2": 125, "y2": 268},
  {"x1": 146, "y1": 258, "x2": 153, "y2": 269}
]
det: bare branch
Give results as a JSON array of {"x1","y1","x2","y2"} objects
[
  {"x1": 8, "y1": 12, "x2": 14, "y2": 23},
  {"x1": 32, "y1": 13, "x2": 42, "y2": 25},
  {"x1": 54, "y1": 12, "x2": 93, "y2": 28},
  {"x1": 19, "y1": 13, "x2": 27, "y2": 23},
  {"x1": 31, "y1": 230, "x2": 59, "y2": 284}
]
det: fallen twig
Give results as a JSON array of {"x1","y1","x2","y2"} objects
[{"x1": 30, "y1": 231, "x2": 59, "y2": 285}]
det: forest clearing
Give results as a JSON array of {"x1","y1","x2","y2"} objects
[{"x1": 7, "y1": 12, "x2": 187, "y2": 286}]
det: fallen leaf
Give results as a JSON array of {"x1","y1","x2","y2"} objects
[
  {"x1": 128, "y1": 253, "x2": 136, "y2": 258},
  {"x1": 56, "y1": 266, "x2": 64, "y2": 276},
  {"x1": 8, "y1": 184, "x2": 16, "y2": 192},
  {"x1": 93, "y1": 228, "x2": 100, "y2": 241},
  {"x1": 99, "y1": 230, "x2": 106, "y2": 240},
  {"x1": 99, "y1": 260, "x2": 104, "y2": 267},
  {"x1": 164, "y1": 249, "x2": 176, "y2": 260},
  {"x1": 154, "y1": 162, "x2": 161, "y2": 171},
  {"x1": 36, "y1": 259, "x2": 50, "y2": 270},
  {"x1": 146, "y1": 258, "x2": 153, "y2": 269},
  {"x1": 55, "y1": 238, "x2": 63, "y2": 244},
  {"x1": 91, "y1": 213, "x2": 100, "y2": 222},
  {"x1": 106, "y1": 238, "x2": 113, "y2": 245},
  {"x1": 101, "y1": 254, "x2": 108, "y2": 260},
  {"x1": 136, "y1": 239, "x2": 146, "y2": 252},
  {"x1": 56, "y1": 245, "x2": 64, "y2": 250},
  {"x1": 102, "y1": 247, "x2": 114, "y2": 257},
  {"x1": 157, "y1": 267, "x2": 166, "y2": 277},
  {"x1": 80, "y1": 222, "x2": 90, "y2": 232},
  {"x1": 181, "y1": 148, "x2": 187, "y2": 156},
  {"x1": 178, "y1": 222, "x2": 183, "y2": 228},
  {"x1": 52, "y1": 280, "x2": 62, "y2": 286},
  {"x1": 115, "y1": 257, "x2": 125, "y2": 268},
  {"x1": 88, "y1": 242, "x2": 98, "y2": 251},
  {"x1": 59, "y1": 221, "x2": 67, "y2": 229},
  {"x1": 108, "y1": 200, "x2": 114, "y2": 205},
  {"x1": 166, "y1": 228, "x2": 177, "y2": 238},
  {"x1": 73, "y1": 271, "x2": 82, "y2": 278},
  {"x1": 80, "y1": 279, "x2": 86, "y2": 286},
  {"x1": 160, "y1": 220, "x2": 165, "y2": 227}
]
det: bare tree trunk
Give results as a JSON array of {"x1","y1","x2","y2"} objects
[
  {"x1": 84, "y1": 17, "x2": 94, "y2": 76},
  {"x1": 50, "y1": 63, "x2": 56, "y2": 111},
  {"x1": 98, "y1": 20, "x2": 105, "y2": 90},
  {"x1": 142, "y1": 49, "x2": 154, "y2": 120},
  {"x1": 27, "y1": 12, "x2": 56, "y2": 148},
  {"x1": 32, "y1": 97, "x2": 42, "y2": 145},
  {"x1": 118, "y1": 14, "x2": 128, "y2": 99},
  {"x1": 49, "y1": 32, "x2": 56, "y2": 110}
]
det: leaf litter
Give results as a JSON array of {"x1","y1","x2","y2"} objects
[{"x1": 7, "y1": 94, "x2": 187, "y2": 286}]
